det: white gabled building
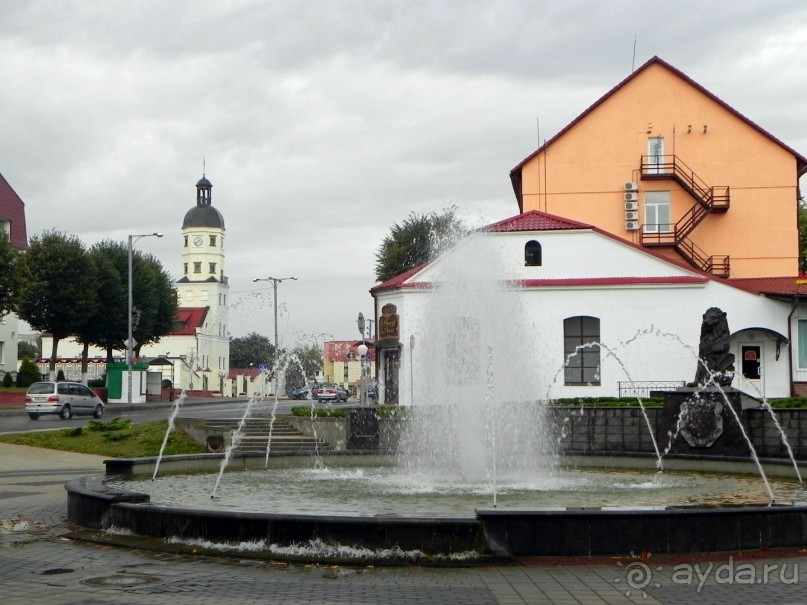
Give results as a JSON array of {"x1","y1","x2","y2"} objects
[{"x1": 370, "y1": 211, "x2": 797, "y2": 405}]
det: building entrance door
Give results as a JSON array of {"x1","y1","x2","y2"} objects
[
  {"x1": 739, "y1": 343, "x2": 763, "y2": 395},
  {"x1": 383, "y1": 349, "x2": 400, "y2": 404}
]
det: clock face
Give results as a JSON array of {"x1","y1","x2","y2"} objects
[{"x1": 192, "y1": 236, "x2": 204, "y2": 247}]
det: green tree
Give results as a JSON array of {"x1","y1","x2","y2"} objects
[
  {"x1": 17, "y1": 340, "x2": 40, "y2": 360},
  {"x1": 2, "y1": 372, "x2": 13, "y2": 388},
  {"x1": 284, "y1": 343, "x2": 323, "y2": 391},
  {"x1": 16, "y1": 357, "x2": 41, "y2": 387},
  {"x1": 374, "y1": 206, "x2": 469, "y2": 282},
  {"x1": 77, "y1": 243, "x2": 177, "y2": 375},
  {"x1": 17, "y1": 231, "x2": 98, "y2": 379},
  {"x1": 0, "y1": 232, "x2": 23, "y2": 317},
  {"x1": 230, "y1": 332, "x2": 275, "y2": 370},
  {"x1": 133, "y1": 253, "x2": 178, "y2": 355}
]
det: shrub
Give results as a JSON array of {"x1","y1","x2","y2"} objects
[
  {"x1": 63, "y1": 427, "x2": 83, "y2": 437},
  {"x1": 2, "y1": 372, "x2": 12, "y2": 388},
  {"x1": 291, "y1": 406, "x2": 346, "y2": 418},
  {"x1": 87, "y1": 417, "x2": 133, "y2": 432},
  {"x1": 56, "y1": 369, "x2": 66, "y2": 381},
  {"x1": 16, "y1": 358, "x2": 41, "y2": 388}
]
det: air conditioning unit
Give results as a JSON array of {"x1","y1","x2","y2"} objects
[
  {"x1": 625, "y1": 201, "x2": 639, "y2": 211},
  {"x1": 624, "y1": 192, "x2": 639, "y2": 202},
  {"x1": 625, "y1": 211, "x2": 640, "y2": 221},
  {"x1": 625, "y1": 220, "x2": 640, "y2": 231},
  {"x1": 624, "y1": 182, "x2": 639, "y2": 191}
]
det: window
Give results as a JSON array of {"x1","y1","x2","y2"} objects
[
  {"x1": 184, "y1": 235, "x2": 188, "y2": 247},
  {"x1": 564, "y1": 316, "x2": 601, "y2": 385},
  {"x1": 645, "y1": 191, "x2": 671, "y2": 233},
  {"x1": 210, "y1": 235, "x2": 217, "y2": 246},
  {"x1": 798, "y1": 320, "x2": 807, "y2": 368},
  {"x1": 525, "y1": 240, "x2": 542, "y2": 266},
  {"x1": 183, "y1": 263, "x2": 188, "y2": 275},
  {"x1": 209, "y1": 262, "x2": 216, "y2": 274},
  {"x1": 193, "y1": 262, "x2": 202, "y2": 274},
  {"x1": 201, "y1": 290, "x2": 209, "y2": 302},
  {"x1": 185, "y1": 291, "x2": 194, "y2": 302}
]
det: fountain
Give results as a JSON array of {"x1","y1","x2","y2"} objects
[{"x1": 66, "y1": 234, "x2": 807, "y2": 563}]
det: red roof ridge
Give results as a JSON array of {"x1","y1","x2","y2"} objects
[{"x1": 480, "y1": 209, "x2": 591, "y2": 232}]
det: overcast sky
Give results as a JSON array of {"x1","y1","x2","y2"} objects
[{"x1": 3, "y1": 0, "x2": 807, "y2": 347}]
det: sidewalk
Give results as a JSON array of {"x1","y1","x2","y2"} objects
[{"x1": 1, "y1": 446, "x2": 806, "y2": 604}]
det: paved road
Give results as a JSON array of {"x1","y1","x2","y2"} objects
[{"x1": 2, "y1": 442, "x2": 807, "y2": 603}]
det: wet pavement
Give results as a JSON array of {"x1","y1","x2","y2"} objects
[{"x1": 1, "y1": 441, "x2": 806, "y2": 604}]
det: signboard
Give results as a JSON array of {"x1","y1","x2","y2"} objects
[
  {"x1": 258, "y1": 364, "x2": 268, "y2": 372},
  {"x1": 357, "y1": 312, "x2": 365, "y2": 336},
  {"x1": 378, "y1": 304, "x2": 399, "y2": 340}
]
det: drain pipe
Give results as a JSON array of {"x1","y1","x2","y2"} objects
[{"x1": 788, "y1": 281, "x2": 805, "y2": 396}]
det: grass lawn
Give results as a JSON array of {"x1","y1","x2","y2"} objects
[{"x1": 0, "y1": 418, "x2": 205, "y2": 458}]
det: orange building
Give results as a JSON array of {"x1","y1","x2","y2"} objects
[{"x1": 510, "y1": 56, "x2": 807, "y2": 279}]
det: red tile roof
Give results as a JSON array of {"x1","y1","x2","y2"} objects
[
  {"x1": 481, "y1": 210, "x2": 590, "y2": 232},
  {"x1": 171, "y1": 307, "x2": 208, "y2": 335},
  {"x1": 371, "y1": 262, "x2": 431, "y2": 293},
  {"x1": 0, "y1": 172, "x2": 28, "y2": 249},
  {"x1": 324, "y1": 340, "x2": 375, "y2": 362},
  {"x1": 726, "y1": 276, "x2": 806, "y2": 297},
  {"x1": 509, "y1": 56, "x2": 807, "y2": 212},
  {"x1": 228, "y1": 367, "x2": 262, "y2": 380}
]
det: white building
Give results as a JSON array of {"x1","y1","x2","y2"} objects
[{"x1": 370, "y1": 211, "x2": 796, "y2": 405}]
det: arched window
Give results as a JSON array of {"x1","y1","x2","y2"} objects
[
  {"x1": 563, "y1": 316, "x2": 601, "y2": 385},
  {"x1": 525, "y1": 240, "x2": 542, "y2": 266}
]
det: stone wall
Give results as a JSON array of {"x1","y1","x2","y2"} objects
[{"x1": 547, "y1": 406, "x2": 807, "y2": 460}]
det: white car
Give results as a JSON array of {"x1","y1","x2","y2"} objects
[{"x1": 25, "y1": 381, "x2": 105, "y2": 420}]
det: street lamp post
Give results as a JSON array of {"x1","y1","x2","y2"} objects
[
  {"x1": 128, "y1": 232, "x2": 163, "y2": 404},
  {"x1": 253, "y1": 276, "x2": 297, "y2": 397}
]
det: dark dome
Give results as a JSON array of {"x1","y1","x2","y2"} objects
[
  {"x1": 182, "y1": 205, "x2": 225, "y2": 229},
  {"x1": 196, "y1": 176, "x2": 212, "y2": 188}
]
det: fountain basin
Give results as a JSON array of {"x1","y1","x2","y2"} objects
[{"x1": 66, "y1": 452, "x2": 807, "y2": 563}]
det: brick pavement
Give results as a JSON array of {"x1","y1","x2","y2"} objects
[{"x1": 1, "y1": 442, "x2": 806, "y2": 604}]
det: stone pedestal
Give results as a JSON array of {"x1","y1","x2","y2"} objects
[
  {"x1": 653, "y1": 388, "x2": 752, "y2": 457},
  {"x1": 346, "y1": 406, "x2": 379, "y2": 451}
]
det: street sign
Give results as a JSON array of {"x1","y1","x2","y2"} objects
[
  {"x1": 258, "y1": 364, "x2": 268, "y2": 372},
  {"x1": 357, "y1": 312, "x2": 365, "y2": 335}
]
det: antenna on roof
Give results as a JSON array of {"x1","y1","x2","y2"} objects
[
  {"x1": 632, "y1": 34, "x2": 637, "y2": 72},
  {"x1": 202, "y1": 156, "x2": 206, "y2": 177}
]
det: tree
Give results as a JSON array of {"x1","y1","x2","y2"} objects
[
  {"x1": 230, "y1": 332, "x2": 275, "y2": 370},
  {"x1": 0, "y1": 232, "x2": 23, "y2": 318},
  {"x1": 17, "y1": 231, "x2": 98, "y2": 380},
  {"x1": 374, "y1": 206, "x2": 469, "y2": 282},
  {"x1": 284, "y1": 343, "x2": 323, "y2": 392},
  {"x1": 76, "y1": 243, "x2": 177, "y2": 381},
  {"x1": 16, "y1": 357, "x2": 41, "y2": 387},
  {"x1": 17, "y1": 340, "x2": 40, "y2": 360}
]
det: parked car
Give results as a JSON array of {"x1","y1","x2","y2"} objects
[
  {"x1": 315, "y1": 383, "x2": 348, "y2": 403},
  {"x1": 291, "y1": 382, "x2": 323, "y2": 400},
  {"x1": 366, "y1": 384, "x2": 378, "y2": 402},
  {"x1": 25, "y1": 381, "x2": 105, "y2": 420}
]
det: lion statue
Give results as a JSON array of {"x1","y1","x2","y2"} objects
[{"x1": 689, "y1": 307, "x2": 735, "y2": 387}]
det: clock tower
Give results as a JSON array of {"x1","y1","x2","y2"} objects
[{"x1": 177, "y1": 175, "x2": 229, "y2": 390}]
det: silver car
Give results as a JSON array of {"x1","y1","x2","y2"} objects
[{"x1": 25, "y1": 381, "x2": 105, "y2": 420}]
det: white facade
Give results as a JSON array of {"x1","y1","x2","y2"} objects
[{"x1": 372, "y1": 215, "x2": 794, "y2": 404}]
